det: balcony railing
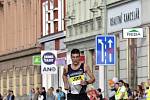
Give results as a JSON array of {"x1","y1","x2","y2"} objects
[{"x1": 67, "y1": 16, "x2": 102, "y2": 37}]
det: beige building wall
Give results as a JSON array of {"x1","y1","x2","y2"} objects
[
  {"x1": 0, "y1": 0, "x2": 42, "y2": 97},
  {"x1": 0, "y1": 48, "x2": 42, "y2": 96},
  {"x1": 0, "y1": 0, "x2": 41, "y2": 55}
]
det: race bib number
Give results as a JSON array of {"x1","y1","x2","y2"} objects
[{"x1": 69, "y1": 75, "x2": 84, "y2": 85}]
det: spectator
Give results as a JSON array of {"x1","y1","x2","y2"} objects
[
  {"x1": 38, "y1": 88, "x2": 44, "y2": 100},
  {"x1": 0, "y1": 93, "x2": 3, "y2": 100},
  {"x1": 29, "y1": 88, "x2": 35, "y2": 100},
  {"x1": 56, "y1": 89, "x2": 61, "y2": 100},
  {"x1": 6, "y1": 90, "x2": 11, "y2": 100},
  {"x1": 3, "y1": 92, "x2": 7, "y2": 100},
  {"x1": 109, "y1": 86, "x2": 116, "y2": 100},
  {"x1": 137, "y1": 85, "x2": 144, "y2": 98},
  {"x1": 118, "y1": 80, "x2": 128, "y2": 99},
  {"x1": 147, "y1": 79, "x2": 150, "y2": 87},
  {"x1": 86, "y1": 85, "x2": 99, "y2": 100},
  {"x1": 124, "y1": 83, "x2": 132, "y2": 99},
  {"x1": 141, "y1": 82, "x2": 146, "y2": 91},
  {"x1": 10, "y1": 90, "x2": 15, "y2": 100},
  {"x1": 97, "y1": 88, "x2": 103, "y2": 100},
  {"x1": 47, "y1": 87, "x2": 55, "y2": 100},
  {"x1": 41, "y1": 87, "x2": 46, "y2": 100},
  {"x1": 87, "y1": 89, "x2": 99, "y2": 100},
  {"x1": 7, "y1": 90, "x2": 15, "y2": 100},
  {"x1": 132, "y1": 90, "x2": 138, "y2": 100},
  {"x1": 145, "y1": 87, "x2": 150, "y2": 100},
  {"x1": 33, "y1": 87, "x2": 40, "y2": 100},
  {"x1": 108, "y1": 79, "x2": 116, "y2": 100},
  {"x1": 114, "y1": 83, "x2": 120, "y2": 100},
  {"x1": 58, "y1": 87, "x2": 66, "y2": 100}
]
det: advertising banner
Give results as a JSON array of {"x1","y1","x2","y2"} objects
[{"x1": 41, "y1": 50, "x2": 57, "y2": 74}]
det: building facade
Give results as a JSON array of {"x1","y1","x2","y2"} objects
[
  {"x1": 65, "y1": 0, "x2": 150, "y2": 95},
  {"x1": 38, "y1": 0, "x2": 66, "y2": 90},
  {"x1": 106, "y1": 0, "x2": 150, "y2": 90},
  {"x1": 0, "y1": 0, "x2": 42, "y2": 98},
  {"x1": 65, "y1": 0, "x2": 104, "y2": 90}
]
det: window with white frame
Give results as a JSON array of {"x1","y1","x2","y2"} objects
[{"x1": 42, "y1": 1, "x2": 49, "y2": 36}]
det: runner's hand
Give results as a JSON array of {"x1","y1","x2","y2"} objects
[{"x1": 80, "y1": 80, "x2": 87, "y2": 85}]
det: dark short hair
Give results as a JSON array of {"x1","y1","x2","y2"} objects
[
  {"x1": 115, "y1": 82, "x2": 120, "y2": 86},
  {"x1": 50, "y1": 87, "x2": 54, "y2": 91},
  {"x1": 42, "y1": 87, "x2": 46, "y2": 90},
  {"x1": 10, "y1": 90, "x2": 13, "y2": 93},
  {"x1": 125, "y1": 83, "x2": 129, "y2": 88},
  {"x1": 118, "y1": 80, "x2": 124, "y2": 83},
  {"x1": 56, "y1": 89, "x2": 59, "y2": 92},
  {"x1": 71, "y1": 49, "x2": 80, "y2": 55},
  {"x1": 97, "y1": 88, "x2": 101, "y2": 92}
]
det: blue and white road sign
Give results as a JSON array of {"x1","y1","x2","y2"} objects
[{"x1": 96, "y1": 35, "x2": 116, "y2": 65}]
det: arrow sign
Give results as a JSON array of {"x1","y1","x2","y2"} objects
[
  {"x1": 96, "y1": 35, "x2": 116, "y2": 65},
  {"x1": 108, "y1": 39, "x2": 113, "y2": 62},
  {"x1": 98, "y1": 39, "x2": 104, "y2": 62},
  {"x1": 108, "y1": 39, "x2": 112, "y2": 48}
]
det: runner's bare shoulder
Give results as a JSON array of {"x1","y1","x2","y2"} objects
[
  {"x1": 63, "y1": 65, "x2": 69, "y2": 75},
  {"x1": 83, "y1": 63, "x2": 89, "y2": 73}
]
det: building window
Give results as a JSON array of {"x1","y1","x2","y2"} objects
[
  {"x1": 16, "y1": 78, "x2": 19, "y2": 86},
  {"x1": 37, "y1": 66, "x2": 41, "y2": 74},
  {"x1": 21, "y1": 68, "x2": 26, "y2": 79},
  {"x1": 29, "y1": 66, "x2": 34, "y2": 86},
  {"x1": 74, "y1": 25, "x2": 78, "y2": 35},
  {"x1": 60, "y1": 38, "x2": 66, "y2": 50},
  {"x1": 48, "y1": 23, "x2": 51, "y2": 34},
  {"x1": 22, "y1": 68, "x2": 27, "y2": 95},
  {"x1": 3, "y1": 71, "x2": 7, "y2": 88},
  {"x1": 85, "y1": 24, "x2": 88, "y2": 32},
  {"x1": 68, "y1": 27, "x2": 72, "y2": 36},
  {"x1": 43, "y1": 2, "x2": 49, "y2": 36},
  {"x1": 90, "y1": 21, "x2": 94, "y2": 30},
  {"x1": 54, "y1": 21, "x2": 58, "y2": 32},
  {"x1": 22, "y1": 76, "x2": 27, "y2": 86},
  {"x1": 37, "y1": 74, "x2": 42, "y2": 84},
  {"x1": 80, "y1": 24, "x2": 83, "y2": 33},
  {"x1": 97, "y1": 18, "x2": 101, "y2": 29},
  {"x1": 29, "y1": 76, "x2": 34, "y2": 85},
  {"x1": 22, "y1": 86, "x2": 27, "y2": 95},
  {"x1": 54, "y1": 10, "x2": 58, "y2": 19},
  {"x1": 54, "y1": 0, "x2": 58, "y2": 8},
  {"x1": 29, "y1": 66, "x2": 34, "y2": 75},
  {"x1": 9, "y1": 70, "x2": 13, "y2": 87},
  {"x1": 45, "y1": 41, "x2": 55, "y2": 50},
  {"x1": 15, "y1": 68, "x2": 20, "y2": 88}
]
